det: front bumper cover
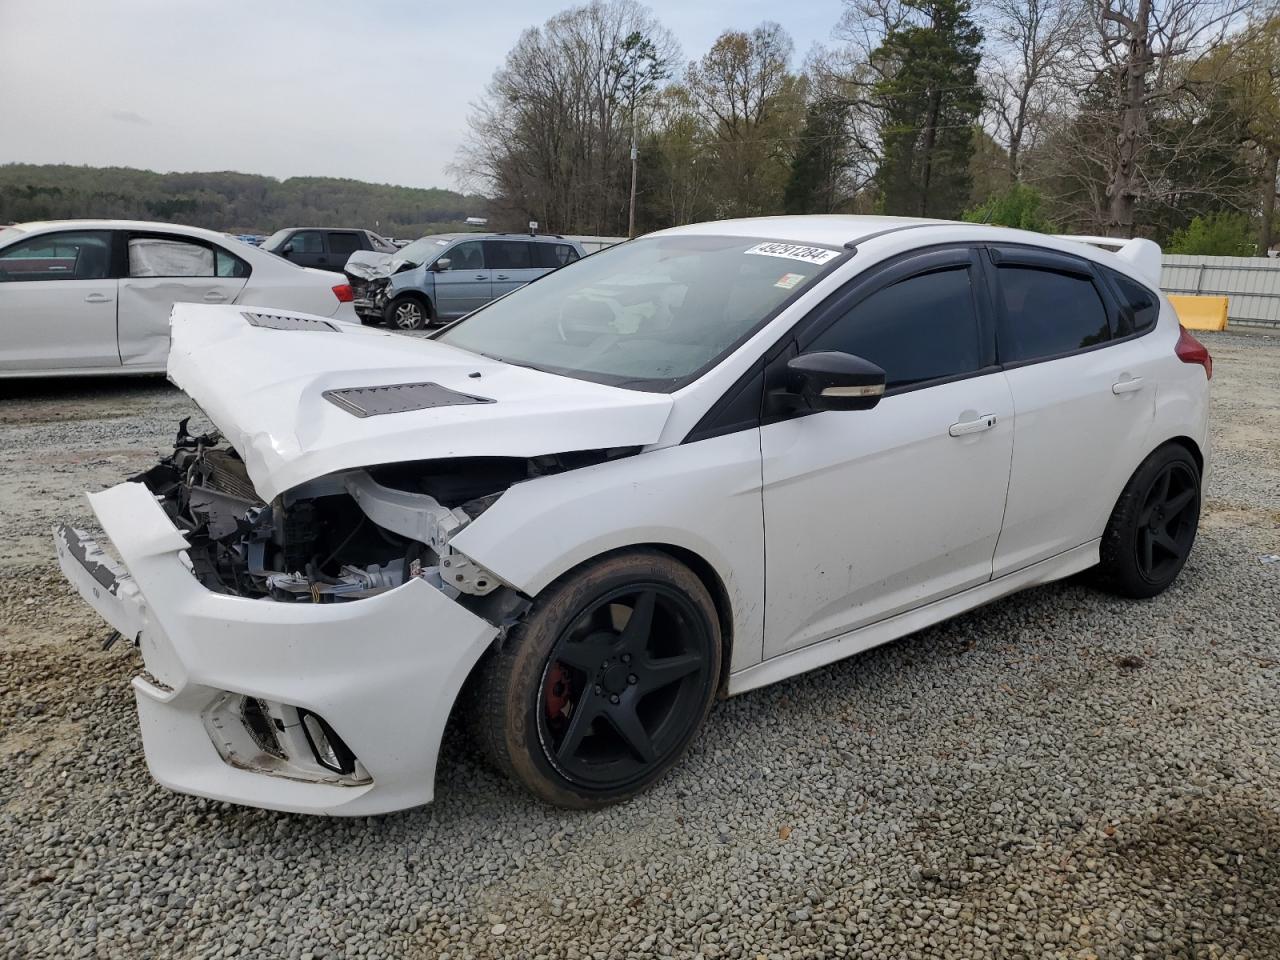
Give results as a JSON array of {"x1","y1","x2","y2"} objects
[{"x1": 55, "y1": 481, "x2": 498, "y2": 816}]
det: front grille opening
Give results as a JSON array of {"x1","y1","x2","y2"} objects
[{"x1": 240, "y1": 696, "x2": 285, "y2": 759}]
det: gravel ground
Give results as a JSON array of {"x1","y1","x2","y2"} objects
[{"x1": 1, "y1": 331, "x2": 1278, "y2": 960}]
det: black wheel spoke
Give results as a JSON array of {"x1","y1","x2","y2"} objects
[
  {"x1": 604, "y1": 705, "x2": 656, "y2": 764},
  {"x1": 1140, "y1": 529, "x2": 1155, "y2": 573},
  {"x1": 638, "y1": 653, "x2": 702, "y2": 694},
  {"x1": 620, "y1": 590, "x2": 656, "y2": 647},
  {"x1": 1153, "y1": 529, "x2": 1180, "y2": 557},
  {"x1": 1164, "y1": 488, "x2": 1195, "y2": 518},
  {"x1": 553, "y1": 639, "x2": 603, "y2": 673},
  {"x1": 556, "y1": 691, "x2": 602, "y2": 760}
]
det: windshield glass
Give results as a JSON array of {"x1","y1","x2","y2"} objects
[
  {"x1": 0, "y1": 227, "x2": 25, "y2": 249},
  {"x1": 395, "y1": 235, "x2": 454, "y2": 266},
  {"x1": 437, "y1": 235, "x2": 843, "y2": 389},
  {"x1": 261, "y1": 229, "x2": 292, "y2": 251}
]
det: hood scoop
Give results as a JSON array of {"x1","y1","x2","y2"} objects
[
  {"x1": 243, "y1": 311, "x2": 341, "y2": 333},
  {"x1": 323, "y1": 381, "x2": 495, "y2": 418}
]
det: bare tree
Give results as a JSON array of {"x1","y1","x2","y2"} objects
[
  {"x1": 980, "y1": 0, "x2": 1082, "y2": 179},
  {"x1": 1081, "y1": 0, "x2": 1248, "y2": 236},
  {"x1": 455, "y1": 0, "x2": 679, "y2": 234}
]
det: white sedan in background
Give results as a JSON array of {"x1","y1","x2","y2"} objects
[{"x1": 0, "y1": 219, "x2": 358, "y2": 377}]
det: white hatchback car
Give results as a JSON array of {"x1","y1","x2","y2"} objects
[
  {"x1": 0, "y1": 220, "x2": 358, "y2": 376},
  {"x1": 56, "y1": 216, "x2": 1211, "y2": 816}
]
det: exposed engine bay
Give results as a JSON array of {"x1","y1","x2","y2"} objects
[{"x1": 133, "y1": 419, "x2": 636, "y2": 612}]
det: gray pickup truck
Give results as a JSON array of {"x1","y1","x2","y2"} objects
[{"x1": 345, "y1": 233, "x2": 585, "y2": 329}]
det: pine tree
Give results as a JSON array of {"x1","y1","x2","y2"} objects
[{"x1": 872, "y1": 0, "x2": 983, "y2": 219}]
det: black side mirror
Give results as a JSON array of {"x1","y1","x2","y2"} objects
[{"x1": 786, "y1": 351, "x2": 886, "y2": 412}]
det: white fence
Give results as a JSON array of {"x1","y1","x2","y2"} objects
[{"x1": 1162, "y1": 255, "x2": 1280, "y2": 329}]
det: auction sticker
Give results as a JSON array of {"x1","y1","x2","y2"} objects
[
  {"x1": 745, "y1": 242, "x2": 840, "y2": 265},
  {"x1": 774, "y1": 272, "x2": 805, "y2": 289}
]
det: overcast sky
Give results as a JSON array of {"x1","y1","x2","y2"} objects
[{"x1": 0, "y1": 0, "x2": 843, "y2": 192}]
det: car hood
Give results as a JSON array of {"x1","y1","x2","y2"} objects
[
  {"x1": 344, "y1": 250, "x2": 395, "y2": 281},
  {"x1": 166, "y1": 303, "x2": 674, "y2": 501}
]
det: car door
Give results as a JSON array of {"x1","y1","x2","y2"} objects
[
  {"x1": 433, "y1": 240, "x2": 492, "y2": 318},
  {"x1": 760, "y1": 247, "x2": 1015, "y2": 658},
  {"x1": 325, "y1": 231, "x2": 362, "y2": 273},
  {"x1": 116, "y1": 233, "x2": 249, "y2": 368},
  {"x1": 986, "y1": 246, "x2": 1158, "y2": 577},
  {"x1": 0, "y1": 229, "x2": 120, "y2": 372},
  {"x1": 484, "y1": 239, "x2": 544, "y2": 298}
]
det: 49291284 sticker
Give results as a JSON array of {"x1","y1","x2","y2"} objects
[{"x1": 744, "y1": 242, "x2": 841, "y2": 265}]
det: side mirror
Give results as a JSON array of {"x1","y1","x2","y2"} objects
[
  {"x1": 786, "y1": 351, "x2": 886, "y2": 412},
  {"x1": 281, "y1": 242, "x2": 294, "y2": 255},
  {"x1": 432, "y1": 258, "x2": 451, "y2": 272}
]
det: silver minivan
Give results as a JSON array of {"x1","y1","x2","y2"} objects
[{"x1": 347, "y1": 233, "x2": 585, "y2": 329}]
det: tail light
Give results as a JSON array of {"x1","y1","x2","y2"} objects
[
  {"x1": 1175, "y1": 325, "x2": 1212, "y2": 379},
  {"x1": 331, "y1": 283, "x2": 354, "y2": 303}
]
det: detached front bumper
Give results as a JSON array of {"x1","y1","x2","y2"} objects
[{"x1": 55, "y1": 482, "x2": 498, "y2": 816}]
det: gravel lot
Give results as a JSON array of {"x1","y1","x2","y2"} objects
[{"x1": 2, "y1": 331, "x2": 1278, "y2": 960}]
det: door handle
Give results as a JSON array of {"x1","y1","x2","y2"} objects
[
  {"x1": 84, "y1": 293, "x2": 112, "y2": 303},
  {"x1": 949, "y1": 414, "x2": 997, "y2": 437},
  {"x1": 475, "y1": 274, "x2": 488, "y2": 280},
  {"x1": 1112, "y1": 376, "x2": 1144, "y2": 395},
  {"x1": 495, "y1": 274, "x2": 510, "y2": 280},
  {"x1": 202, "y1": 291, "x2": 228, "y2": 302}
]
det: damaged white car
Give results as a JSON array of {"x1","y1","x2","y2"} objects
[{"x1": 57, "y1": 216, "x2": 1212, "y2": 815}]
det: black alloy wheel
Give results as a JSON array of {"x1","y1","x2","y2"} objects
[
  {"x1": 1096, "y1": 443, "x2": 1201, "y2": 599},
  {"x1": 538, "y1": 584, "x2": 712, "y2": 790},
  {"x1": 1134, "y1": 459, "x2": 1199, "y2": 584},
  {"x1": 474, "y1": 550, "x2": 721, "y2": 808}
]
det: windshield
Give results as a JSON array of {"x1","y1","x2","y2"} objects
[
  {"x1": 0, "y1": 227, "x2": 27, "y2": 249},
  {"x1": 261, "y1": 229, "x2": 292, "y2": 251},
  {"x1": 437, "y1": 234, "x2": 844, "y2": 389},
  {"x1": 395, "y1": 235, "x2": 455, "y2": 266}
]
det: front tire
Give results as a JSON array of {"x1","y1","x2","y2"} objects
[
  {"x1": 1095, "y1": 443, "x2": 1201, "y2": 599},
  {"x1": 475, "y1": 550, "x2": 721, "y2": 809},
  {"x1": 387, "y1": 295, "x2": 429, "y2": 330}
]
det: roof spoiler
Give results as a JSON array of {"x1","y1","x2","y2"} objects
[{"x1": 1052, "y1": 235, "x2": 1162, "y2": 288}]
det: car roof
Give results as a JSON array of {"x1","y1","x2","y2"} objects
[
  {"x1": 14, "y1": 219, "x2": 237, "y2": 243},
  {"x1": 651, "y1": 215, "x2": 945, "y2": 248},
  {"x1": 273, "y1": 226, "x2": 373, "y2": 232}
]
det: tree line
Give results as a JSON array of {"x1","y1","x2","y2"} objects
[
  {"x1": 0, "y1": 164, "x2": 486, "y2": 238},
  {"x1": 456, "y1": 0, "x2": 1279, "y2": 254}
]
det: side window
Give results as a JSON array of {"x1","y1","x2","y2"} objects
[
  {"x1": 534, "y1": 243, "x2": 580, "y2": 268},
  {"x1": 445, "y1": 241, "x2": 485, "y2": 271},
  {"x1": 128, "y1": 237, "x2": 215, "y2": 278},
  {"x1": 327, "y1": 232, "x2": 361, "y2": 257},
  {"x1": 215, "y1": 247, "x2": 251, "y2": 279},
  {"x1": 483, "y1": 240, "x2": 533, "y2": 270},
  {"x1": 0, "y1": 231, "x2": 112, "y2": 281},
  {"x1": 289, "y1": 231, "x2": 324, "y2": 254},
  {"x1": 996, "y1": 266, "x2": 1110, "y2": 362},
  {"x1": 808, "y1": 267, "x2": 984, "y2": 390},
  {"x1": 1107, "y1": 269, "x2": 1160, "y2": 337}
]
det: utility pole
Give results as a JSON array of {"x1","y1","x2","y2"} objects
[{"x1": 628, "y1": 117, "x2": 638, "y2": 239}]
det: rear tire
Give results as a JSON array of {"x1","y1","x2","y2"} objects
[
  {"x1": 475, "y1": 550, "x2": 721, "y2": 809},
  {"x1": 1095, "y1": 443, "x2": 1201, "y2": 599}
]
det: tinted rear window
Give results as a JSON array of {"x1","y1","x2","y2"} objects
[
  {"x1": 996, "y1": 266, "x2": 1110, "y2": 362},
  {"x1": 1108, "y1": 270, "x2": 1160, "y2": 336}
]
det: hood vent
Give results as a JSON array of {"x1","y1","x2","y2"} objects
[
  {"x1": 243, "y1": 311, "x2": 340, "y2": 333},
  {"x1": 323, "y1": 382, "x2": 495, "y2": 418}
]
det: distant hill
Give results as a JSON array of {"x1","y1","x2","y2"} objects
[{"x1": 0, "y1": 163, "x2": 487, "y2": 238}]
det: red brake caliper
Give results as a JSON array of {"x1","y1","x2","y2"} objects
[{"x1": 543, "y1": 662, "x2": 571, "y2": 721}]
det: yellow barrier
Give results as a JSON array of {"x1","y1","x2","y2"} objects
[{"x1": 1168, "y1": 295, "x2": 1229, "y2": 332}]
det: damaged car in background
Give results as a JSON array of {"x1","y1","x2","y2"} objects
[{"x1": 57, "y1": 216, "x2": 1211, "y2": 815}]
